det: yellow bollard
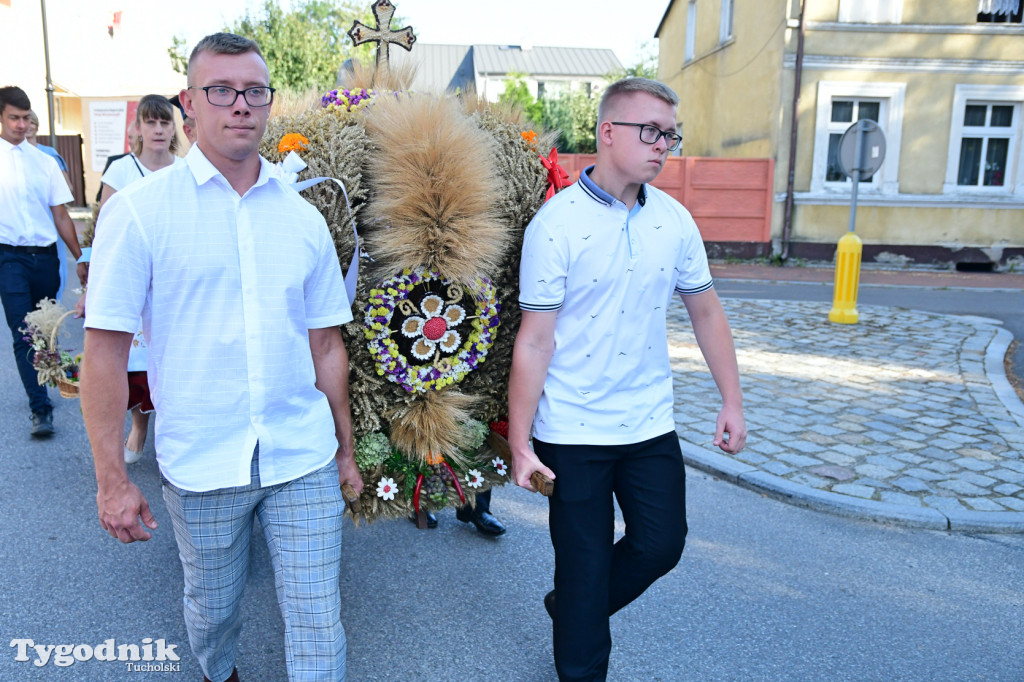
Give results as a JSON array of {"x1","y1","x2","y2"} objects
[{"x1": 829, "y1": 232, "x2": 862, "y2": 324}]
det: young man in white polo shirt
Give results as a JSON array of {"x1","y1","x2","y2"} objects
[
  {"x1": 508, "y1": 77, "x2": 747, "y2": 681},
  {"x1": 82, "y1": 33, "x2": 363, "y2": 682},
  {"x1": 0, "y1": 86, "x2": 84, "y2": 437}
]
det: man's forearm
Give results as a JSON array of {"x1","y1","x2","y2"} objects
[
  {"x1": 507, "y1": 340, "x2": 553, "y2": 450},
  {"x1": 81, "y1": 329, "x2": 132, "y2": 490},
  {"x1": 684, "y1": 292, "x2": 743, "y2": 407},
  {"x1": 310, "y1": 328, "x2": 354, "y2": 458},
  {"x1": 52, "y1": 206, "x2": 82, "y2": 261}
]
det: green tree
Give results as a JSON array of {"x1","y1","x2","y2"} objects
[
  {"x1": 605, "y1": 41, "x2": 658, "y2": 81},
  {"x1": 497, "y1": 73, "x2": 543, "y2": 127},
  {"x1": 168, "y1": 0, "x2": 378, "y2": 92},
  {"x1": 541, "y1": 88, "x2": 599, "y2": 153}
]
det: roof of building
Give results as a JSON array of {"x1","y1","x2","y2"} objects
[
  {"x1": 391, "y1": 43, "x2": 623, "y2": 93},
  {"x1": 471, "y1": 44, "x2": 622, "y2": 76},
  {"x1": 655, "y1": 0, "x2": 678, "y2": 38},
  {"x1": 391, "y1": 43, "x2": 475, "y2": 93}
]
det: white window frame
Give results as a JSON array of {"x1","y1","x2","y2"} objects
[
  {"x1": 944, "y1": 85, "x2": 1024, "y2": 195},
  {"x1": 686, "y1": 1, "x2": 697, "y2": 62},
  {"x1": 811, "y1": 82, "x2": 905, "y2": 194},
  {"x1": 719, "y1": 0, "x2": 734, "y2": 43},
  {"x1": 838, "y1": 0, "x2": 903, "y2": 23}
]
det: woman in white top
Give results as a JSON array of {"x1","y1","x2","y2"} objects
[{"x1": 93, "y1": 94, "x2": 185, "y2": 463}]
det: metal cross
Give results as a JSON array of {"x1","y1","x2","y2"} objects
[{"x1": 348, "y1": 0, "x2": 416, "y2": 71}]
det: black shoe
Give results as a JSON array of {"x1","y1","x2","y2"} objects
[
  {"x1": 544, "y1": 590, "x2": 555, "y2": 621},
  {"x1": 204, "y1": 667, "x2": 239, "y2": 682},
  {"x1": 457, "y1": 504, "x2": 506, "y2": 535},
  {"x1": 409, "y1": 510, "x2": 438, "y2": 528},
  {"x1": 30, "y1": 411, "x2": 54, "y2": 438}
]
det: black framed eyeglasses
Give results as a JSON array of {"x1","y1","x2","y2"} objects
[
  {"x1": 189, "y1": 85, "x2": 276, "y2": 108},
  {"x1": 611, "y1": 122, "x2": 682, "y2": 151}
]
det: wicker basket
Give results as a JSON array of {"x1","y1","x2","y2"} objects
[{"x1": 51, "y1": 310, "x2": 80, "y2": 399}]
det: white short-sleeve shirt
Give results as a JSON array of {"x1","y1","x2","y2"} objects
[
  {"x1": 0, "y1": 138, "x2": 73, "y2": 246},
  {"x1": 100, "y1": 154, "x2": 185, "y2": 371},
  {"x1": 86, "y1": 145, "x2": 353, "y2": 492},
  {"x1": 519, "y1": 166, "x2": 713, "y2": 445},
  {"x1": 101, "y1": 153, "x2": 185, "y2": 192}
]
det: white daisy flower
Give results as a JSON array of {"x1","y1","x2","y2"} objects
[
  {"x1": 376, "y1": 476, "x2": 398, "y2": 500},
  {"x1": 465, "y1": 469, "x2": 484, "y2": 488}
]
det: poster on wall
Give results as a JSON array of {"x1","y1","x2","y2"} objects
[{"x1": 89, "y1": 100, "x2": 128, "y2": 171}]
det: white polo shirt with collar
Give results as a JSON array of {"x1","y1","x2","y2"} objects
[
  {"x1": 0, "y1": 138, "x2": 73, "y2": 246},
  {"x1": 86, "y1": 145, "x2": 353, "y2": 492},
  {"x1": 519, "y1": 165, "x2": 713, "y2": 446}
]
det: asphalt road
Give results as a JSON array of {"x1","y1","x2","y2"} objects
[{"x1": 0, "y1": 279, "x2": 1022, "y2": 681}]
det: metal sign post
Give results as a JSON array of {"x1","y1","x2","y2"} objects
[
  {"x1": 40, "y1": 0, "x2": 58, "y2": 148},
  {"x1": 829, "y1": 119, "x2": 886, "y2": 324}
]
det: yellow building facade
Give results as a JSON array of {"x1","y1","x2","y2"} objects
[{"x1": 656, "y1": 0, "x2": 1024, "y2": 267}]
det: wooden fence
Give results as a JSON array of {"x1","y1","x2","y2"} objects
[
  {"x1": 55, "y1": 134, "x2": 86, "y2": 206},
  {"x1": 557, "y1": 155, "x2": 774, "y2": 248}
]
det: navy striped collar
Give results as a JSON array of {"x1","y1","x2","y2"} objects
[{"x1": 578, "y1": 165, "x2": 647, "y2": 208}]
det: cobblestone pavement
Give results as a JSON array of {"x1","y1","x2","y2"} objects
[{"x1": 669, "y1": 298, "x2": 1024, "y2": 533}]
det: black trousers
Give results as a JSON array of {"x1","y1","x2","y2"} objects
[
  {"x1": 534, "y1": 432, "x2": 688, "y2": 682},
  {"x1": 0, "y1": 245, "x2": 59, "y2": 415}
]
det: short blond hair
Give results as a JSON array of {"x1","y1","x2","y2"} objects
[{"x1": 597, "y1": 78, "x2": 679, "y2": 123}]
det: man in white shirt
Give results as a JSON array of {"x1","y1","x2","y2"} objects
[
  {"x1": 508, "y1": 78, "x2": 747, "y2": 681},
  {"x1": 82, "y1": 33, "x2": 363, "y2": 682},
  {"x1": 0, "y1": 86, "x2": 83, "y2": 437}
]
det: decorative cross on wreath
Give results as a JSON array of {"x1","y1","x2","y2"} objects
[{"x1": 348, "y1": 0, "x2": 416, "y2": 71}]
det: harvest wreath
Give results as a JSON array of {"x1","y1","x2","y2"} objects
[{"x1": 258, "y1": 58, "x2": 563, "y2": 522}]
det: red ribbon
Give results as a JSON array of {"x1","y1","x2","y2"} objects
[{"x1": 540, "y1": 148, "x2": 570, "y2": 202}]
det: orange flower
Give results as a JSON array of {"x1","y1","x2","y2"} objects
[
  {"x1": 521, "y1": 130, "x2": 538, "y2": 147},
  {"x1": 278, "y1": 133, "x2": 309, "y2": 153}
]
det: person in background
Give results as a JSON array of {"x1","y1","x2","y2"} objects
[
  {"x1": 169, "y1": 93, "x2": 196, "y2": 145},
  {"x1": 86, "y1": 94, "x2": 184, "y2": 464},
  {"x1": 0, "y1": 85, "x2": 84, "y2": 437},
  {"x1": 454, "y1": 487, "x2": 506, "y2": 535},
  {"x1": 26, "y1": 110, "x2": 69, "y2": 175},
  {"x1": 25, "y1": 110, "x2": 74, "y2": 302},
  {"x1": 95, "y1": 122, "x2": 138, "y2": 203},
  {"x1": 507, "y1": 77, "x2": 747, "y2": 681},
  {"x1": 97, "y1": 95, "x2": 181, "y2": 206},
  {"x1": 81, "y1": 33, "x2": 362, "y2": 681}
]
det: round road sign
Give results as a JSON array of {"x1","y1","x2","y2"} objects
[{"x1": 838, "y1": 119, "x2": 886, "y2": 180}]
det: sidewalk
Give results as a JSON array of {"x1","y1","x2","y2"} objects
[{"x1": 668, "y1": 263, "x2": 1024, "y2": 533}]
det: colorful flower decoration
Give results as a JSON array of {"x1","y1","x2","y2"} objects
[
  {"x1": 400, "y1": 293, "x2": 465, "y2": 360},
  {"x1": 465, "y1": 469, "x2": 484, "y2": 488},
  {"x1": 376, "y1": 476, "x2": 398, "y2": 500},
  {"x1": 322, "y1": 88, "x2": 375, "y2": 112},
  {"x1": 364, "y1": 266, "x2": 500, "y2": 393},
  {"x1": 491, "y1": 457, "x2": 507, "y2": 477},
  {"x1": 521, "y1": 130, "x2": 538, "y2": 148},
  {"x1": 277, "y1": 133, "x2": 309, "y2": 153}
]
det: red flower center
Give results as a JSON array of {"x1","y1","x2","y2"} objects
[
  {"x1": 383, "y1": 485, "x2": 391, "y2": 493},
  {"x1": 423, "y1": 316, "x2": 447, "y2": 341}
]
